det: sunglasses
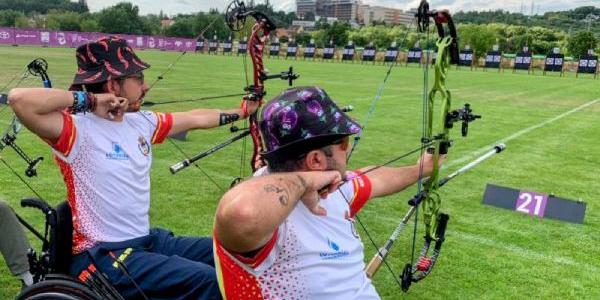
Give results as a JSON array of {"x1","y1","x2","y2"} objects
[{"x1": 332, "y1": 136, "x2": 350, "y2": 151}]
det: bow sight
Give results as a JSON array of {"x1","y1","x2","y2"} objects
[
  {"x1": 422, "y1": 103, "x2": 481, "y2": 155},
  {"x1": 446, "y1": 103, "x2": 481, "y2": 137}
]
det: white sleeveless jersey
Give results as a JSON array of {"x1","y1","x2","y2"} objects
[
  {"x1": 51, "y1": 111, "x2": 172, "y2": 253},
  {"x1": 215, "y1": 168, "x2": 380, "y2": 300}
]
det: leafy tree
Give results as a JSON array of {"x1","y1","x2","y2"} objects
[
  {"x1": 295, "y1": 31, "x2": 312, "y2": 45},
  {"x1": 14, "y1": 15, "x2": 29, "y2": 28},
  {"x1": 80, "y1": 17, "x2": 100, "y2": 32},
  {"x1": 141, "y1": 14, "x2": 161, "y2": 35},
  {"x1": 455, "y1": 7, "x2": 599, "y2": 39},
  {"x1": 165, "y1": 16, "x2": 196, "y2": 38},
  {"x1": 458, "y1": 24, "x2": 496, "y2": 58},
  {"x1": 349, "y1": 25, "x2": 407, "y2": 48},
  {"x1": 568, "y1": 31, "x2": 598, "y2": 57},
  {"x1": 46, "y1": 10, "x2": 82, "y2": 31},
  {"x1": 96, "y1": 2, "x2": 145, "y2": 34},
  {"x1": 325, "y1": 21, "x2": 351, "y2": 46},
  {"x1": 0, "y1": 9, "x2": 24, "y2": 27},
  {"x1": 0, "y1": 0, "x2": 87, "y2": 14}
]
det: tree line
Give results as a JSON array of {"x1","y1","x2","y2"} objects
[{"x1": 0, "y1": 1, "x2": 597, "y2": 58}]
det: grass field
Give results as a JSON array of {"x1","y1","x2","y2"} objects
[{"x1": 0, "y1": 45, "x2": 599, "y2": 299}]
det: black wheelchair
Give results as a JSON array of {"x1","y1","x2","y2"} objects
[{"x1": 15, "y1": 198, "x2": 125, "y2": 300}]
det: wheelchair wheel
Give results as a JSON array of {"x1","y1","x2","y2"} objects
[{"x1": 16, "y1": 279, "x2": 103, "y2": 300}]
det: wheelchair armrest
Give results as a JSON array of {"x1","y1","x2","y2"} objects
[{"x1": 21, "y1": 198, "x2": 53, "y2": 215}]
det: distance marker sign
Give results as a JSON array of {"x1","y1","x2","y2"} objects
[{"x1": 482, "y1": 184, "x2": 586, "y2": 224}]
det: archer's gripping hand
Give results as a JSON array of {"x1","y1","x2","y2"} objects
[
  {"x1": 298, "y1": 171, "x2": 342, "y2": 217},
  {"x1": 241, "y1": 98, "x2": 261, "y2": 118},
  {"x1": 417, "y1": 152, "x2": 445, "y2": 177},
  {"x1": 94, "y1": 93, "x2": 129, "y2": 121}
]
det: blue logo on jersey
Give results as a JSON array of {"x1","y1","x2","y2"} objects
[
  {"x1": 319, "y1": 238, "x2": 349, "y2": 260},
  {"x1": 106, "y1": 142, "x2": 130, "y2": 160}
]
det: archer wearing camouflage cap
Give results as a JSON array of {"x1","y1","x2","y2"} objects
[{"x1": 259, "y1": 86, "x2": 361, "y2": 165}]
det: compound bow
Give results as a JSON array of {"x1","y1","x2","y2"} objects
[
  {"x1": 169, "y1": 0, "x2": 299, "y2": 183},
  {"x1": 341, "y1": 0, "x2": 492, "y2": 293},
  {"x1": 0, "y1": 58, "x2": 50, "y2": 177}
]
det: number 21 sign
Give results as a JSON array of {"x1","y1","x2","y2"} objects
[
  {"x1": 515, "y1": 191, "x2": 548, "y2": 217},
  {"x1": 483, "y1": 184, "x2": 586, "y2": 224}
]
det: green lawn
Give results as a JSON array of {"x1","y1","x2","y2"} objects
[{"x1": 0, "y1": 45, "x2": 599, "y2": 299}]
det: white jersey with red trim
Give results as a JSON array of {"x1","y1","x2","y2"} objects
[
  {"x1": 52, "y1": 111, "x2": 172, "y2": 254},
  {"x1": 215, "y1": 169, "x2": 380, "y2": 300}
]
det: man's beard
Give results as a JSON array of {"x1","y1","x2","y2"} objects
[
  {"x1": 326, "y1": 157, "x2": 346, "y2": 181},
  {"x1": 128, "y1": 100, "x2": 142, "y2": 112},
  {"x1": 126, "y1": 91, "x2": 145, "y2": 112}
]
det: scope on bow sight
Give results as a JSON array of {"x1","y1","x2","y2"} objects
[{"x1": 445, "y1": 103, "x2": 481, "y2": 137}]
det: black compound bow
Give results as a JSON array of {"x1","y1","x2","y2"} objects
[{"x1": 0, "y1": 58, "x2": 50, "y2": 177}]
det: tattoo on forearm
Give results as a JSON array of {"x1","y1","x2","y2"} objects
[
  {"x1": 264, "y1": 184, "x2": 289, "y2": 206},
  {"x1": 219, "y1": 113, "x2": 240, "y2": 126},
  {"x1": 263, "y1": 175, "x2": 308, "y2": 207}
]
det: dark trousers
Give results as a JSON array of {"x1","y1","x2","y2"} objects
[{"x1": 70, "y1": 228, "x2": 221, "y2": 300}]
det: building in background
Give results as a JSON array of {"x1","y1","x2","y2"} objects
[
  {"x1": 322, "y1": 0, "x2": 360, "y2": 22},
  {"x1": 398, "y1": 8, "x2": 417, "y2": 26},
  {"x1": 296, "y1": 0, "x2": 415, "y2": 26},
  {"x1": 297, "y1": 0, "x2": 317, "y2": 19},
  {"x1": 292, "y1": 20, "x2": 317, "y2": 31},
  {"x1": 361, "y1": 5, "x2": 417, "y2": 26},
  {"x1": 297, "y1": 0, "x2": 360, "y2": 22}
]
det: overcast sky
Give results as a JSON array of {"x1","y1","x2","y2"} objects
[{"x1": 84, "y1": 0, "x2": 598, "y2": 16}]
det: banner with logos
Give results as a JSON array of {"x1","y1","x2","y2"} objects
[{"x1": 0, "y1": 27, "x2": 196, "y2": 52}]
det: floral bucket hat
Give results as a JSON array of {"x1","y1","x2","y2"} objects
[{"x1": 259, "y1": 86, "x2": 361, "y2": 161}]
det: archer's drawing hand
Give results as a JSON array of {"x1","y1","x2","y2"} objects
[
  {"x1": 298, "y1": 171, "x2": 342, "y2": 217},
  {"x1": 95, "y1": 93, "x2": 129, "y2": 121}
]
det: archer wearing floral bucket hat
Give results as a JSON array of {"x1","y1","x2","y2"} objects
[{"x1": 214, "y1": 86, "x2": 444, "y2": 300}]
